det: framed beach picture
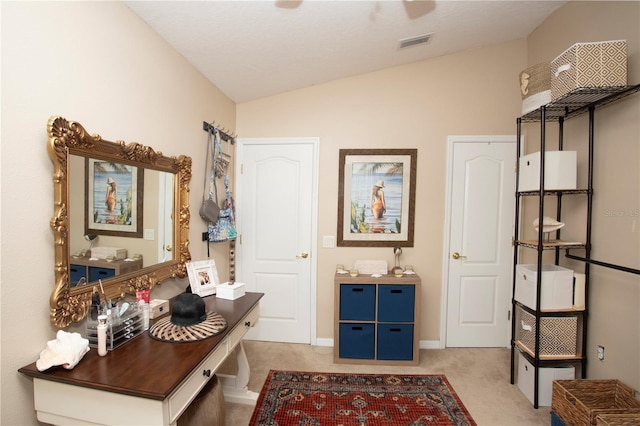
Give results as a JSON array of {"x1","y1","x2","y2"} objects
[
  {"x1": 85, "y1": 158, "x2": 144, "y2": 238},
  {"x1": 337, "y1": 149, "x2": 417, "y2": 247},
  {"x1": 187, "y1": 259, "x2": 220, "y2": 297}
]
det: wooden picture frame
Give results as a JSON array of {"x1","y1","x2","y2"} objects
[
  {"x1": 85, "y1": 158, "x2": 144, "y2": 238},
  {"x1": 337, "y1": 149, "x2": 417, "y2": 247}
]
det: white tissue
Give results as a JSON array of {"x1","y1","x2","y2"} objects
[{"x1": 36, "y1": 330, "x2": 90, "y2": 371}]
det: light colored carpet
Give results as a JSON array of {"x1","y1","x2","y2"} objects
[{"x1": 224, "y1": 341, "x2": 552, "y2": 426}]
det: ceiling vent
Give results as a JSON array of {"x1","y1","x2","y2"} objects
[{"x1": 399, "y1": 33, "x2": 433, "y2": 49}]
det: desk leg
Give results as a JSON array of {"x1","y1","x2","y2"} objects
[{"x1": 219, "y1": 341, "x2": 259, "y2": 405}]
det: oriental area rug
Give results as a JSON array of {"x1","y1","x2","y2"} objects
[{"x1": 249, "y1": 370, "x2": 477, "y2": 425}]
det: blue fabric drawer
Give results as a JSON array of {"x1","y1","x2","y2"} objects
[
  {"x1": 377, "y1": 323, "x2": 414, "y2": 360},
  {"x1": 339, "y1": 323, "x2": 375, "y2": 359},
  {"x1": 550, "y1": 411, "x2": 565, "y2": 426},
  {"x1": 69, "y1": 264, "x2": 86, "y2": 288},
  {"x1": 89, "y1": 267, "x2": 116, "y2": 282},
  {"x1": 378, "y1": 285, "x2": 415, "y2": 322},
  {"x1": 340, "y1": 284, "x2": 375, "y2": 320}
]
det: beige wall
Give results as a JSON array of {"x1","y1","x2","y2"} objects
[
  {"x1": 2, "y1": 2, "x2": 638, "y2": 424},
  {"x1": 237, "y1": 0, "x2": 639, "y2": 393},
  {"x1": 1, "y1": 2, "x2": 235, "y2": 425},
  {"x1": 523, "y1": 1, "x2": 640, "y2": 389},
  {"x1": 237, "y1": 39, "x2": 527, "y2": 342}
]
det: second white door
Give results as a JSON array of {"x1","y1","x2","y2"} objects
[
  {"x1": 444, "y1": 136, "x2": 516, "y2": 347},
  {"x1": 236, "y1": 138, "x2": 318, "y2": 344}
]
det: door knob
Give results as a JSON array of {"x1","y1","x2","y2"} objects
[
  {"x1": 452, "y1": 252, "x2": 467, "y2": 260},
  {"x1": 296, "y1": 251, "x2": 309, "y2": 259},
  {"x1": 165, "y1": 245, "x2": 172, "y2": 252}
]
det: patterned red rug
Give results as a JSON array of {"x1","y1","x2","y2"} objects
[{"x1": 249, "y1": 370, "x2": 477, "y2": 425}]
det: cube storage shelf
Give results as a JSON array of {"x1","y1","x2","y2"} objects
[
  {"x1": 70, "y1": 256, "x2": 143, "y2": 287},
  {"x1": 334, "y1": 273, "x2": 421, "y2": 365}
]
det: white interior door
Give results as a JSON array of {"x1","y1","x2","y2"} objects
[
  {"x1": 236, "y1": 138, "x2": 318, "y2": 344},
  {"x1": 157, "y1": 171, "x2": 174, "y2": 263},
  {"x1": 443, "y1": 136, "x2": 516, "y2": 347}
]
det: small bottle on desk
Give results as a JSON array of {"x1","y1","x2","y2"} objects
[{"x1": 97, "y1": 315, "x2": 108, "y2": 356}]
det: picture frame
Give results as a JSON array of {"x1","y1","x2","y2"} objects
[
  {"x1": 337, "y1": 149, "x2": 417, "y2": 247},
  {"x1": 85, "y1": 158, "x2": 144, "y2": 238},
  {"x1": 187, "y1": 259, "x2": 220, "y2": 297}
]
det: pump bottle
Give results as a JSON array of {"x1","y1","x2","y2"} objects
[{"x1": 97, "y1": 314, "x2": 108, "y2": 356}]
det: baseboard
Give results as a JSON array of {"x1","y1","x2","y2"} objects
[
  {"x1": 315, "y1": 338, "x2": 440, "y2": 350},
  {"x1": 315, "y1": 338, "x2": 333, "y2": 347},
  {"x1": 419, "y1": 340, "x2": 441, "y2": 349}
]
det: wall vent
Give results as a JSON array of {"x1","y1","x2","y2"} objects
[{"x1": 399, "y1": 33, "x2": 433, "y2": 49}]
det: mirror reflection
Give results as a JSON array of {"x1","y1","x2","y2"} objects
[{"x1": 68, "y1": 155, "x2": 175, "y2": 287}]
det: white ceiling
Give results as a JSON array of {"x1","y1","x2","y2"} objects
[{"x1": 125, "y1": 0, "x2": 566, "y2": 103}]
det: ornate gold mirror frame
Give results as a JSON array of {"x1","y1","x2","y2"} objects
[{"x1": 48, "y1": 116, "x2": 192, "y2": 327}]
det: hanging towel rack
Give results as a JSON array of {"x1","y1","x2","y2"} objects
[
  {"x1": 203, "y1": 121, "x2": 236, "y2": 144},
  {"x1": 565, "y1": 250, "x2": 640, "y2": 275}
]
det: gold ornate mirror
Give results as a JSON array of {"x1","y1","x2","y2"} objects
[{"x1": 48, "y1": 116, "x2": 192, "y2": 327}]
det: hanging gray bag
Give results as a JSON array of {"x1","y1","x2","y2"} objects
[{"x1": 199, "y1": 128, "x2": 220, "y2": 223}]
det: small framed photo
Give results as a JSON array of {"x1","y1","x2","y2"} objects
[{"x1": 187, "y1": 260, "x2": 220, "y2": 297}]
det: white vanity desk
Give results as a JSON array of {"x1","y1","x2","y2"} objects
[{"x1": 20, "y1": 292, "x2": 263, "y2": 426}]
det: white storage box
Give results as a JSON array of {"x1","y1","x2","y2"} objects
[
  {"x1": 515, "y1": 264, "x2": 574, "y2": 311},
  {"x1": 551, "y1": 40, "x2": 627, "y2": 101},
  {"x1": 148, "y1": 299, "x2": 169, "y2": 319},
  {"x1": 216, "y1": 282, "x2": 246, "y2": 300},
  {"x1": 517, "y1": 307, "x2": 578, "y2": 357},
  {"x1": 90, "y1": 247, "x2": 127, "y2": 260},
  {"x1": 517, "y1": 352, "x2": 575, "y2": 406},
  {"x1": 518, "y1": 151, "x2": 577, "y2": 192},
  {"x1": 520, "y1": 62, "x2": 552, "y2": 115}
]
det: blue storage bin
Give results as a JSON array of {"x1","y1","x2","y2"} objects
[
  {"x1": 377, "y1": 324, "x2": 414, "y2": 360},
  {"x1": 89, "y1": 267, "x2": 116, "y2": 282},
  {"x1": 339, "y1": 323, "x2": 374, "y2": 359},
  {"x1": 339, "y1": 284, "x2": 375, "y2": 320},
  {"x1": 550, "y1": 411, "x2": 565, "y2": 426},
  {"x1": 69, "y1": 264, "x2": 86, "y2": 287},
  {"x1": 378, "y1": 285, "x2": 415, "y2": 322}
]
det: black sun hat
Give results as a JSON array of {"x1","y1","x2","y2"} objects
[{"x1": 149, "y1": 293, "x2": 227, "y2": 342}]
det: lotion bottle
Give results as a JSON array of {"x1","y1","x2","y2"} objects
[
  {"x1": 139, "y1": 300, "x2": 150, "y2": 330},
  {"x1": 97, "y1": 314, "x2": 108, "y2": 356}
]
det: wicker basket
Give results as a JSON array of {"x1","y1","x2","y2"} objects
[
  {"x1": 552, "y1": 380, "x2": 640, "y2": 426},
  {"x1": 596, "y1": 413, "x2": 640, "y2": 426},
  {"x1": 520, "y1": 62, "x2": 552, "y2": 115}
]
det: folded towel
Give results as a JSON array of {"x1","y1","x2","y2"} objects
[{"x1": 36, "y1": 330, "x2": 90, "y2": 371}]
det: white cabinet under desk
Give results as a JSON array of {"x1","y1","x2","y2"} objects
[{"x1": 19, "y1": 292, "x2": 263, "y2": 426}]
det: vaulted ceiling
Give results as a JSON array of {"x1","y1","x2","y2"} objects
[{"x1": 126, "y1": 1, "x2": 566, "y2": 103}]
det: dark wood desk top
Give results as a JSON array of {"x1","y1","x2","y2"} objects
[{"x1": 19, "y1": 292, "x2": 263, "y2": 400}]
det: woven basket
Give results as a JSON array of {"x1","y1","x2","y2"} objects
[
  {"x1": 520, "y1": 62, "x2": 551, "y2": 99},
  {"x1": 552, "y1": 380, "x2": 640, "y2": 426},
  {"x1": 596, "y1": 413, "x2": 640, "y2": 426},
  {"x1": 520, "y1": 62, "x2": 552, "y2": 115}
]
